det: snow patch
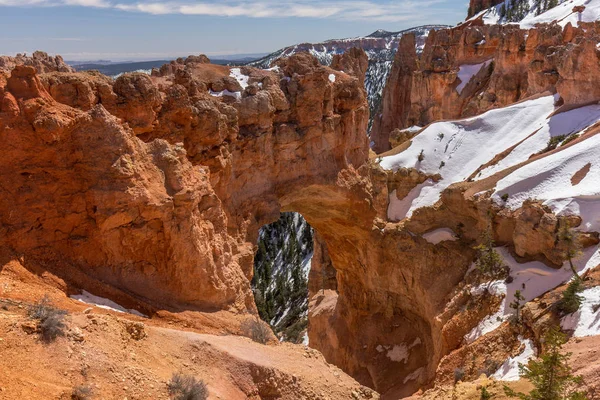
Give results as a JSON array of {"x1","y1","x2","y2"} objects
[
  {"x1": 403, "y1": 367, "x2": 425, "y2": 384},
  {"x1": 377, "y1": 338, "x2": 421, "y2": 363},
  {"x1": 561, "y1": 286, "x2": 600, "y2": 337},
  {"x1": 112, "y1": 69, "x2": 151, "y2": 79},
  {"x1": 229, "y1": 67, "x2": 249, "y2": 89},
  {"x1": 387, "y1": 343, "x2": 410, "y2": 363},
  {"x1": 302, "y1": 331, "x2": 310, "y2": 346},
  {"x1": 328, "y1": 73, "x2": 336, "y2": 83},
  {"x1": 492, "y1": 337, "x2": 536, "y2": 381},
  {"x1": 423, "y1": 228, "x2": 458, "y2": 245},
  {"x1": 209, "y1": 89, "x2": 241, "y2": 100},
  {"x1": 405, "y1": 125, "x2": 423, "y2": 133},
  {"x1": 71, "y1": 290, "x2": 146, "y2": 317},
  {"x1": 387, "y1": 181, "x2": 435, "y2": 221}
]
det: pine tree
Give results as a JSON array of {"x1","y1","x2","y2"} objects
[
  {"x1": 504, "y1": 328, "x2": 588, "y2": 400},
  {"x1": 559, "y1": 278, "x2": 584, "y2": 315},
  {"x1": 558, "y1": 219, "x2": 582, "y2": 279},
  {"x1": 510, "y1": 289, "x2": 526, "y2": 323},
  {"x1": 474, "y1": 223, "x2": 504, "y2": 280}
]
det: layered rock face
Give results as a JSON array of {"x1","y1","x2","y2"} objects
[
  {"x1": 372, "y1": 21, "x2": 600, "y2": 152},
  {"x1": 0, "y1": 52, "x2": 368, "y2": 315}
]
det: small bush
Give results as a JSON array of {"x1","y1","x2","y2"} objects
[
  {"x1": 241, "y1": 316, "x2": 272, "y2": 345},
  {"x1": 438, "y1": 133, "x2": 445, "y2": 141},
  {"x1": 559, "y1": 278, "x2": 584, "y2": 315},
  {"x1": 167, "y1": 373, "x2": 208, "y2": 400},
  {"x1": 28, "y1": 295, "x2": 67, "y2": 343},
  {"x1": 417, "y1": 149, "x2": 425, "y2": 162},
  {"x1": 439, "y1": 161, "x2": 445, "y2": 169},
  {"x1": 480, "y1": 386, "x2": 492, "y2": 400},
  {"x1": 562, "y1": 133, "x2": 580, "y2": 146},
  {"x1": 71, "y1": 385, "x2": 93, "y2": 400},
  {"x1": 501, "y1": 193, "x2": 509, "y2": 202},
  {"x1": 454, "y1": 367, "x2": 465, "y2": 384},
  {"x1": 545, "y1": 135, "x2": 567, "y2": 151}
]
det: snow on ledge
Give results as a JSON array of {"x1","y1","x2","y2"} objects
[
  {"x1": 230, "y1": 67, "x2": 249, "y2": 89},
  {"x1": 561, "y1": 286, "x2": 600, "y2": 337},
  {"x1": 71, "y1": 290, "x2": 147, "y2": 317},
  {"x1": 328, "y1": 73, "x2": 336, "y2": 83},
  {"x1": 423, "y1": 228, "x2": 458, "y2": 245},
  {"x1": 403, "y1": 367, "x2": 425, "y2": 384},
  {"x1": 302, "y1": 331, "x2": 309, "y2": 346},
  {"x1": 492, "y1": 336, "x2": 535, "y2": 381},
  {"x1": 209, "y1": 89, "x2": 241, "y2": 100},
  {"x1": 376, "y1": 337, "x2": 421, "y2": 363}
]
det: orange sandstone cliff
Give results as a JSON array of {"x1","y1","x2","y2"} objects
[{"x1": 2, "y1": 20, "x2": 600, "y2": 399}]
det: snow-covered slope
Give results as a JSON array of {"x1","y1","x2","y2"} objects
[
  {"x1": 247, "y1": 25, "x2": 449, "y2": 130},
  {"x1": 380, "y1": 94, "x2": 600, "y2": 221},
  {"x1": 380, "y1": 90, "x2": 600, "y2": 362},
  {"x1": 469, "y1": 0, "x2": 600, "y2": 29}
]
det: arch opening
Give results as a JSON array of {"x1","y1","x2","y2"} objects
[{"x1": 252, "y1": 212, "x2": 318, "y2": 344}]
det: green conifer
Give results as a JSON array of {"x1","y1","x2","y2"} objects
[
  {"x1": 559, "y1": 278, "x2": 584, "y2": 315},
  {"x1": 504, "y1": 328, "x2": 588, "y2": 400}
]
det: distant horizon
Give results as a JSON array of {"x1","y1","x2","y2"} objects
[
  {"x1": 0, "y1": 1, "x2": 467, "y2": 61},
  {"x1": 61, "y1": 52, "x2": 272, "y2": 63}
]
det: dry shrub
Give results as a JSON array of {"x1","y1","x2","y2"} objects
[
  {"x1": 28, "y1": 295, "x2": 67, "y2": 343},
  {"x1": 167, "y1": 373, "x2": 208, "y2": 400},
  {"x1": 241, "y1": 316, "x2": 272, "y2": 344}
]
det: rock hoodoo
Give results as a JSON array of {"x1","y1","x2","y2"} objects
[{"x1": 372, "y1": 21, "x2": 600, "y2": 152}]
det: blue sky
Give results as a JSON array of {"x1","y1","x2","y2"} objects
[{"x1": 0, "y1": 0, "x2": 468, "y2": 61}]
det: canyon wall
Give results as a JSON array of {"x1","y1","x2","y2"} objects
[{"x1": 372, "y1": 20, "x2": 600, "y2": 152}]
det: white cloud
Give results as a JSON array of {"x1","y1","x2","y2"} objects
[
  {"x1": 63, "y1": 0, "x2": 110, "y2": 7},
  {"x1": 0, "y1": 0, "x2": 460, "y2": 22},
  {"x1": 0, "y1": 0, "x2": 109, "y2": 6},
  {"x1": 0, "y1": 0, "x2": 49, "y2": 5},
  {"x1": 115, "y1": 2, "x2": 172, "y2": 14}
]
